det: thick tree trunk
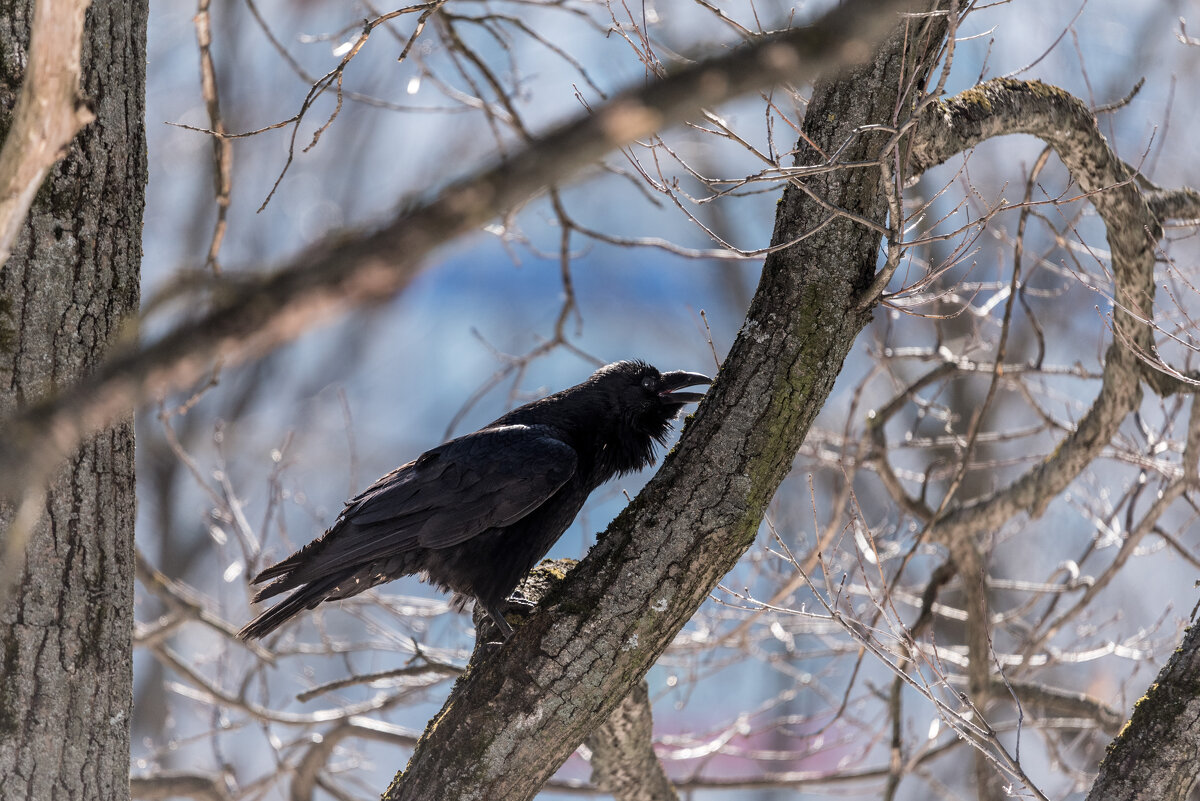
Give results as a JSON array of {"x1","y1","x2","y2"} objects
[
  {"x1": 384, "y1": 5, "x2": 949, "y2": 799},
  {"x1": 0, "y1": 0, "x2": 147, "y2": 799},
  {"x1": 1085, "y1": 620, "x2": 1200, "y2": 801}
]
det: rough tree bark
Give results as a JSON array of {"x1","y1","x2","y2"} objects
[
  {"x1": 0, "y1": 1, "x2": 147, "y2": 800},
  {"x1": 1086, "y1": 620, "x2": 1200, "y2": 801},
  {"x1": 0, "y1": 0, "x2": 95, "y2": 265},
  {"x1": 383, "y1": 5, "x2": 950, "y2": 800},
  {"x1": 478, "y1": 560, "x2": 678, "y2": 801},
  {"x1": 585, "y1": 680, "x2": 676, "y2": 801}
]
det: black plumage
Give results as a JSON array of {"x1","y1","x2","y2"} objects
[{"x1": 237, "y1": 360, "x2": 711, "y2": 640}]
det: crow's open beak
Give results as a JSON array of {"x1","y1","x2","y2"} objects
[{"x1": 658, "y1": 370, "x2": 713, "y2": 404}]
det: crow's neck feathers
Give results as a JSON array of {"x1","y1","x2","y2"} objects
[{"x1": 494, "y1": 380, "x2": 674, "y2": 484}]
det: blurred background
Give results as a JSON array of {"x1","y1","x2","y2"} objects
[{"x1": 133, "y1": 1, "x2": 1200, "y2": 798}]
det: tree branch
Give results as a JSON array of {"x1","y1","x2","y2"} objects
[
  {"x1": 1085, "y1": 620, "x2": 1200, "y2": 801},
  {"x1": 899, "y1": 76, "x2": 1198, "y2": 798},
  {"x1": 906, "y1": 76, "x2": 1159, "y2": 646},
  {"x1": 586, "y1": 680, "x2": 676, "y2": 801},
  {"x1": 130, "y1": 772, "x2": 232, "y2": 801},
  {"x1": 382, "y1": 4, "x2": 952, "y2": 799},
  {"x1": 0, "y1": 0, "x2": 913, "y2": 507},
  {"x1": 479, "y1": 561, "x2": 678, "y2": 801}
]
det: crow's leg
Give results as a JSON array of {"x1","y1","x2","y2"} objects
[{"x1": 484, "y1": 601, "x2": 514, "y2": 640}]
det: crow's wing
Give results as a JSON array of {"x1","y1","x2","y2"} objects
[
  {"x1": 249, "y1": 425, "x2": 576, "y2": 595},
  {"x1": 242, "y1": 424, "x2": 578, "y2": 630},
  {"x1": 346, "y1": 424, "x2": 576, "y2": 548},
  {"x1": 257, "y1": 424, "x2": 577, "y2": 587}
]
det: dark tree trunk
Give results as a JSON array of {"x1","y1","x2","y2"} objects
[
  {"x1": 384, "y1": 5, "x2": 950, "y2": 799},
  {"x1": 0, "y1": 0, "x2": 147, "y2": 799},
  {"x1": 1086, "y1": 621, "x2": 1200, "y2": 801}
]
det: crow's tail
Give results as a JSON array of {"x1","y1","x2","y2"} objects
[{"x1": 237, "y1": 574, "x2": 343, "y2": 640}]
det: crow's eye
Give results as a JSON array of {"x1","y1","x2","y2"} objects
[{"x1": 641, "y1": 375, "x2": 656, "y2": 391}]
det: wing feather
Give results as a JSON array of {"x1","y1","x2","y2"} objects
[{"x1": 260, "y1": 425, "x2": 576, "y2": 584}]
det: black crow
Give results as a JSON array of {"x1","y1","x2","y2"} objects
[{"x1": 237, "y1": 360, "x2": 711, "y2": 641}]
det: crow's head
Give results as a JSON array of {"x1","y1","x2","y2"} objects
[{"x1": 590, "y1": 360, "x2": 712, "y2": 455}]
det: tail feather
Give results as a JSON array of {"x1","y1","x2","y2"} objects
[
  {"x1": 238, "y1": 574, "x2": 342, "y2": 640},
  {"x1": 250, "y1": 574, "x2": 301, "y2": 603},
  {"x1": 249, "y1": 538, "x2": 324, "y2": 586},
  {"x1": 246, "y1": 537, "x2": 334, "y2": 602}
]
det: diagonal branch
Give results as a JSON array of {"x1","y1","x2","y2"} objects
[
  {"x1": 907, "y1": 77, "x2": 1180, "y2": 547},
  {"x1": 0, "y1": 0, "x2": 912, "y2": 495},
  {"x1": 382, "y1": 4, "x2": 953, "y2": 799},
  {"x1": 0, "y1": 0, "x2": 921, "y2": 603}
]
